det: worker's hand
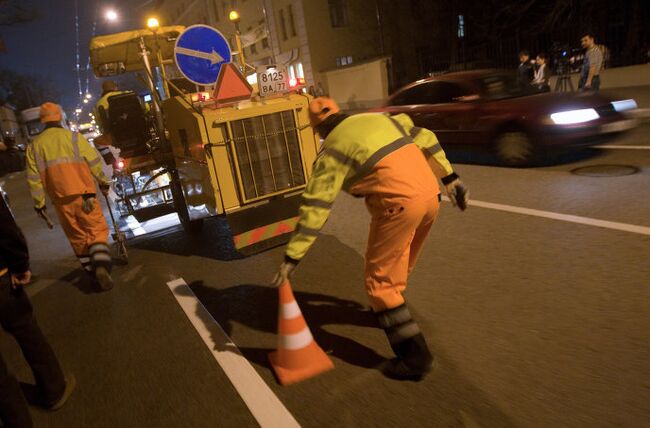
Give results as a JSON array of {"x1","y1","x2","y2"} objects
[
  {"x1": 81, "y1": 197, "x2": 96, "y2": 214},
  {"x1": 11, "y1": 270, "x2": 32, "y2": 287},
  {"x1": 272, "y1": 261, "x2": 296, "y2": 287},
  {"x1": 444, "y1": 179, "x2": 469, "y2": 211}
]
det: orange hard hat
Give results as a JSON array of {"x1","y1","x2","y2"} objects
[
  {"x1": 309, "y1": 97, "x2": 340, "y2": 127},
  {"x1": 39, "y1": 102, "x2": 62, "y2": 123}
]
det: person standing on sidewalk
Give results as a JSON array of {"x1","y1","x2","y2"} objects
[
  {"x1": 25, "y1": 102, "x2": 114, "y2": 291},
  {"x1": 0, "y1": 189, "x2": 75, "y2": 427},
  {"x1": 579, "y1": 32, "x2": 604, "y2": 91},
  {"x1": 273, "y1": 98, "x2": 469, "y2": 381}
]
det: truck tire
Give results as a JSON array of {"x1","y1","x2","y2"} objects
[{"x1": 170, "y1": 173, "x2": 204, "y2": 235}]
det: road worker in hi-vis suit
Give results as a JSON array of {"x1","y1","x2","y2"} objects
[
  {"x1": 273, "y1": 97, "x2": 469, "y2": 380},
  {"x1": 26, "y1": 103, "x2": 114, "y2": 291}
]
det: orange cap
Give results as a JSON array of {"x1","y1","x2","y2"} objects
[
  {"x1": 40, "y1": 102, "x2": 62, "y2": 123},
  {"x1": 309, "y1": 97, "x2": 340, "y2": 127}
]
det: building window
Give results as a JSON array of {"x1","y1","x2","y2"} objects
[
  {"x1": 328, "y1": 0, "x2": 349, "y2": 28},
  {"x1": 458, "y1": 15, "x2": 465, "y2": 38},
  {"x1": 279, "y1": 9, "x2": 288, "y2": 40},
  {"x1": 250, "y1": 43, "x2": 257, "y2": 55},
  {"x1": 262, "y1": 37, "x2": 269, "y2": 49},
  {"x1": 212, "y1": 0, "x2": 220, "y2": 22},
  {"x1": 336, "y1": 56, "x2": 353, "y2": 67},
  {"x1": 288, "y1": 4, "x2": 297, "y2": 37}
]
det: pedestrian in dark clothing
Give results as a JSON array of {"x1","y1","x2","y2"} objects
[
  {"x1": 517, "y1": 50, "x2": 534, "y2": 88},
  {"x1": 0, "y1": 191, "x2": 75, "y2": 428}
]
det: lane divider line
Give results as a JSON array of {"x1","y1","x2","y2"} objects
[
  {"x1": 441, "y1": 197, "x2": 650, "y2": 236},
  {"x1": 166, "y1": 278, "x2": 301, "y2": 428},
  {"x1": 599, "y1": 145, "x2": 650, "y2": 150}
]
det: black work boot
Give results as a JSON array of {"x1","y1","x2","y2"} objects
[
  {"x1": 94, "y1": 266, "x2": 114, "y2": 291},
  {"x1": 376, "y1": 304, "x2": 435, "y2": 381},
  {"x1": 384, "y1": 333, "x2": 434, "y2": 381}
]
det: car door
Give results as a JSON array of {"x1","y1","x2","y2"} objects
[{"x1": 390, "y1": 81, "x2": 480, "y2": 146}]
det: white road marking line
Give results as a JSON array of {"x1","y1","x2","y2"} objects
[
  {"x1": 442, "y1": 197, "x2": 650, "y2": 236},
  {"x1": 599, "y1": 145, "x2": 650, "y2": 150},
  {"x1": 166, "y1": 278, "x2": 301, "y2": 428}
]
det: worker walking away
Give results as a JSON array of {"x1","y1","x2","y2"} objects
[
  {"x1": 0, "y1": 188, "x2": 75, "y2": 427},
  {"x1": 273, "y1": 98, "x2": 469, "y2": 381},
  {"x1": 26, "y1": 103, "x2": 114, "y2": 291}
]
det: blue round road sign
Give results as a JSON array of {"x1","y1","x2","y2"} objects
[{"x1": 174, "y1": 25, "x2": 232, "y2": 86}]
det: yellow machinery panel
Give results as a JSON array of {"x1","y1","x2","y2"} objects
[{"x1": 163, "y1": 93, "x2": 319, "y2": 253}]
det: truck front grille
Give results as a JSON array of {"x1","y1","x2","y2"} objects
[{"x1": 230, "y1": 110, "x2": 306, "y2": 201}]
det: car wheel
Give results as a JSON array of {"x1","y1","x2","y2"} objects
[{"x1": 495, "y1": 131, "x2": 535, "y2": 166}]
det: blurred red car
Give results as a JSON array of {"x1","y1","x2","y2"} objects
[{"x1": 373, "y1": 70, "x2": 638, "y2": 165}]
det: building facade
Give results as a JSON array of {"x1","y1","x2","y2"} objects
[{"x1": 151, "y1": 0, "x2": 383, "y2": 93}]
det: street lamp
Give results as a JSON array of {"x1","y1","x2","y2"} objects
[
  {"x1": 229, "y1": 10, "x2": 246, "y2": 71},
  {"x1": 85, "y1": 93, "x2": 92, "y2": 100},
  {"x1": 105, "y1": 10, "x2": 118, "y2": 22},
  {"x1": 75, "y1": 108, "x2": 82, "y2": 114}
]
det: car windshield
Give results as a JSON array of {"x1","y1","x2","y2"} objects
[{"x1": 475, "y1": 73, "x2": 528, "y2": 100}]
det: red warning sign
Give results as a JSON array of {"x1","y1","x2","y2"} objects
[{"x1": 213, "y1": 63, "x2": 253, "y2": 104}]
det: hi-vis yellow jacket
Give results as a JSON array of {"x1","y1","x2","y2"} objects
[
  {"x1": 285, "y1": 113, "x2": 455, "y2": 262},
  {"x1": 26, "y1": 126, "x2": 110, "y2": 208}
]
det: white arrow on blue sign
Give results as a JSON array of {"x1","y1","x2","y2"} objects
[{"x1": 174, "y1": 25, "x2": 232, "y2": 86}]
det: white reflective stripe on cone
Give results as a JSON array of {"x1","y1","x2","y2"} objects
[
  {"x1": 279, "y1": 327, "x2": 313, "y2": 350},
  {"x1": 78, "y1": 257, "x2": 91, "y2": 263},
  {"x1": 280, "y1": 301, "x2": 301, "y2": 320}
]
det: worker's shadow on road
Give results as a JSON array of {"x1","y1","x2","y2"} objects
[{"x1": 182, "y1": 280, "x2": 387, "y2": 372}]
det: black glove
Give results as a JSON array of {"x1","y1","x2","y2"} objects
[{"x1": 34, "y1": 205, "x2": 46, "y2": 214}]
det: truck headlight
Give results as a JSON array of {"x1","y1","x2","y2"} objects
[{"x1": 549, "y1": 108, "x2": 599, "y2": 125}]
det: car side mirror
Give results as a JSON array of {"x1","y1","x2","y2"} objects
[{"x1": 453, "y1": 94, "x2": 480, "y2": 102}]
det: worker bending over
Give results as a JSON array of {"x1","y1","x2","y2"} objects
[{"x1": 274, "y1": 97, "x2": 469, "y2": 380}]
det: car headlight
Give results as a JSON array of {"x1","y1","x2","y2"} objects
[
  {"x1": 549, "y1": 108, "x2": 600, "y2": 125},
  {"x1": 611, "y1": 99, "x2": 638, "y2": 112}
]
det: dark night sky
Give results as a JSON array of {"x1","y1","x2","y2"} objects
[{"x1": 0, "y1": 0, "x2": 151, "y2": 114}]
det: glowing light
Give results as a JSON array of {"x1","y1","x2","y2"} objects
[
  {"x1": 550, "y1": 108, "x2": 599, "y2": 125},
  {"x1": 117, "y1": 160, "x2": 125, "y2": 169},
  {"x1": 289, "y1": 78, "x2": 298, "y2": 87},
  {"x1": 106, "y1": 10, "x2": 118, "y2": 21},
  {"x1": 611, "y1": 99, "x2": 638, "y2": 112},
  {"x1": 229, "y1": 10, "x2": 240, "y2": 23},
  {"x1": 147, "y1": 17, "x2": 160, "y2": 30}
]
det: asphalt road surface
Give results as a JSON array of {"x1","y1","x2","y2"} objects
[{"x1": 1, "y1": 123, "x2": 648, "y2": 427}]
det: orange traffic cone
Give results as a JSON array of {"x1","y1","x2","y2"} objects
[{"x1": 269, "y1": 280, "x2": 334, "y2": 385}]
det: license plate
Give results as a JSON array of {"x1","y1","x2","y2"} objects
[
  {"x1": 600, "y1": 119, "x2": 637, "y2": 133},
  {"x1": 258, "y1": 66, "x2": 288, "y2": 97}
]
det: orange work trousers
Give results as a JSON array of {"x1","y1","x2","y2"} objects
[
  {"x1": 53, "y1": 195, "x2": 109, "y2": 267},
  {"x1": 364, "y1": 195, "x2": 440, "y2": 312}
]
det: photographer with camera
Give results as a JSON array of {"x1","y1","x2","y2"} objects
[{"x1": 579, "y1": 32, "x2": 603, "y2": 91}]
